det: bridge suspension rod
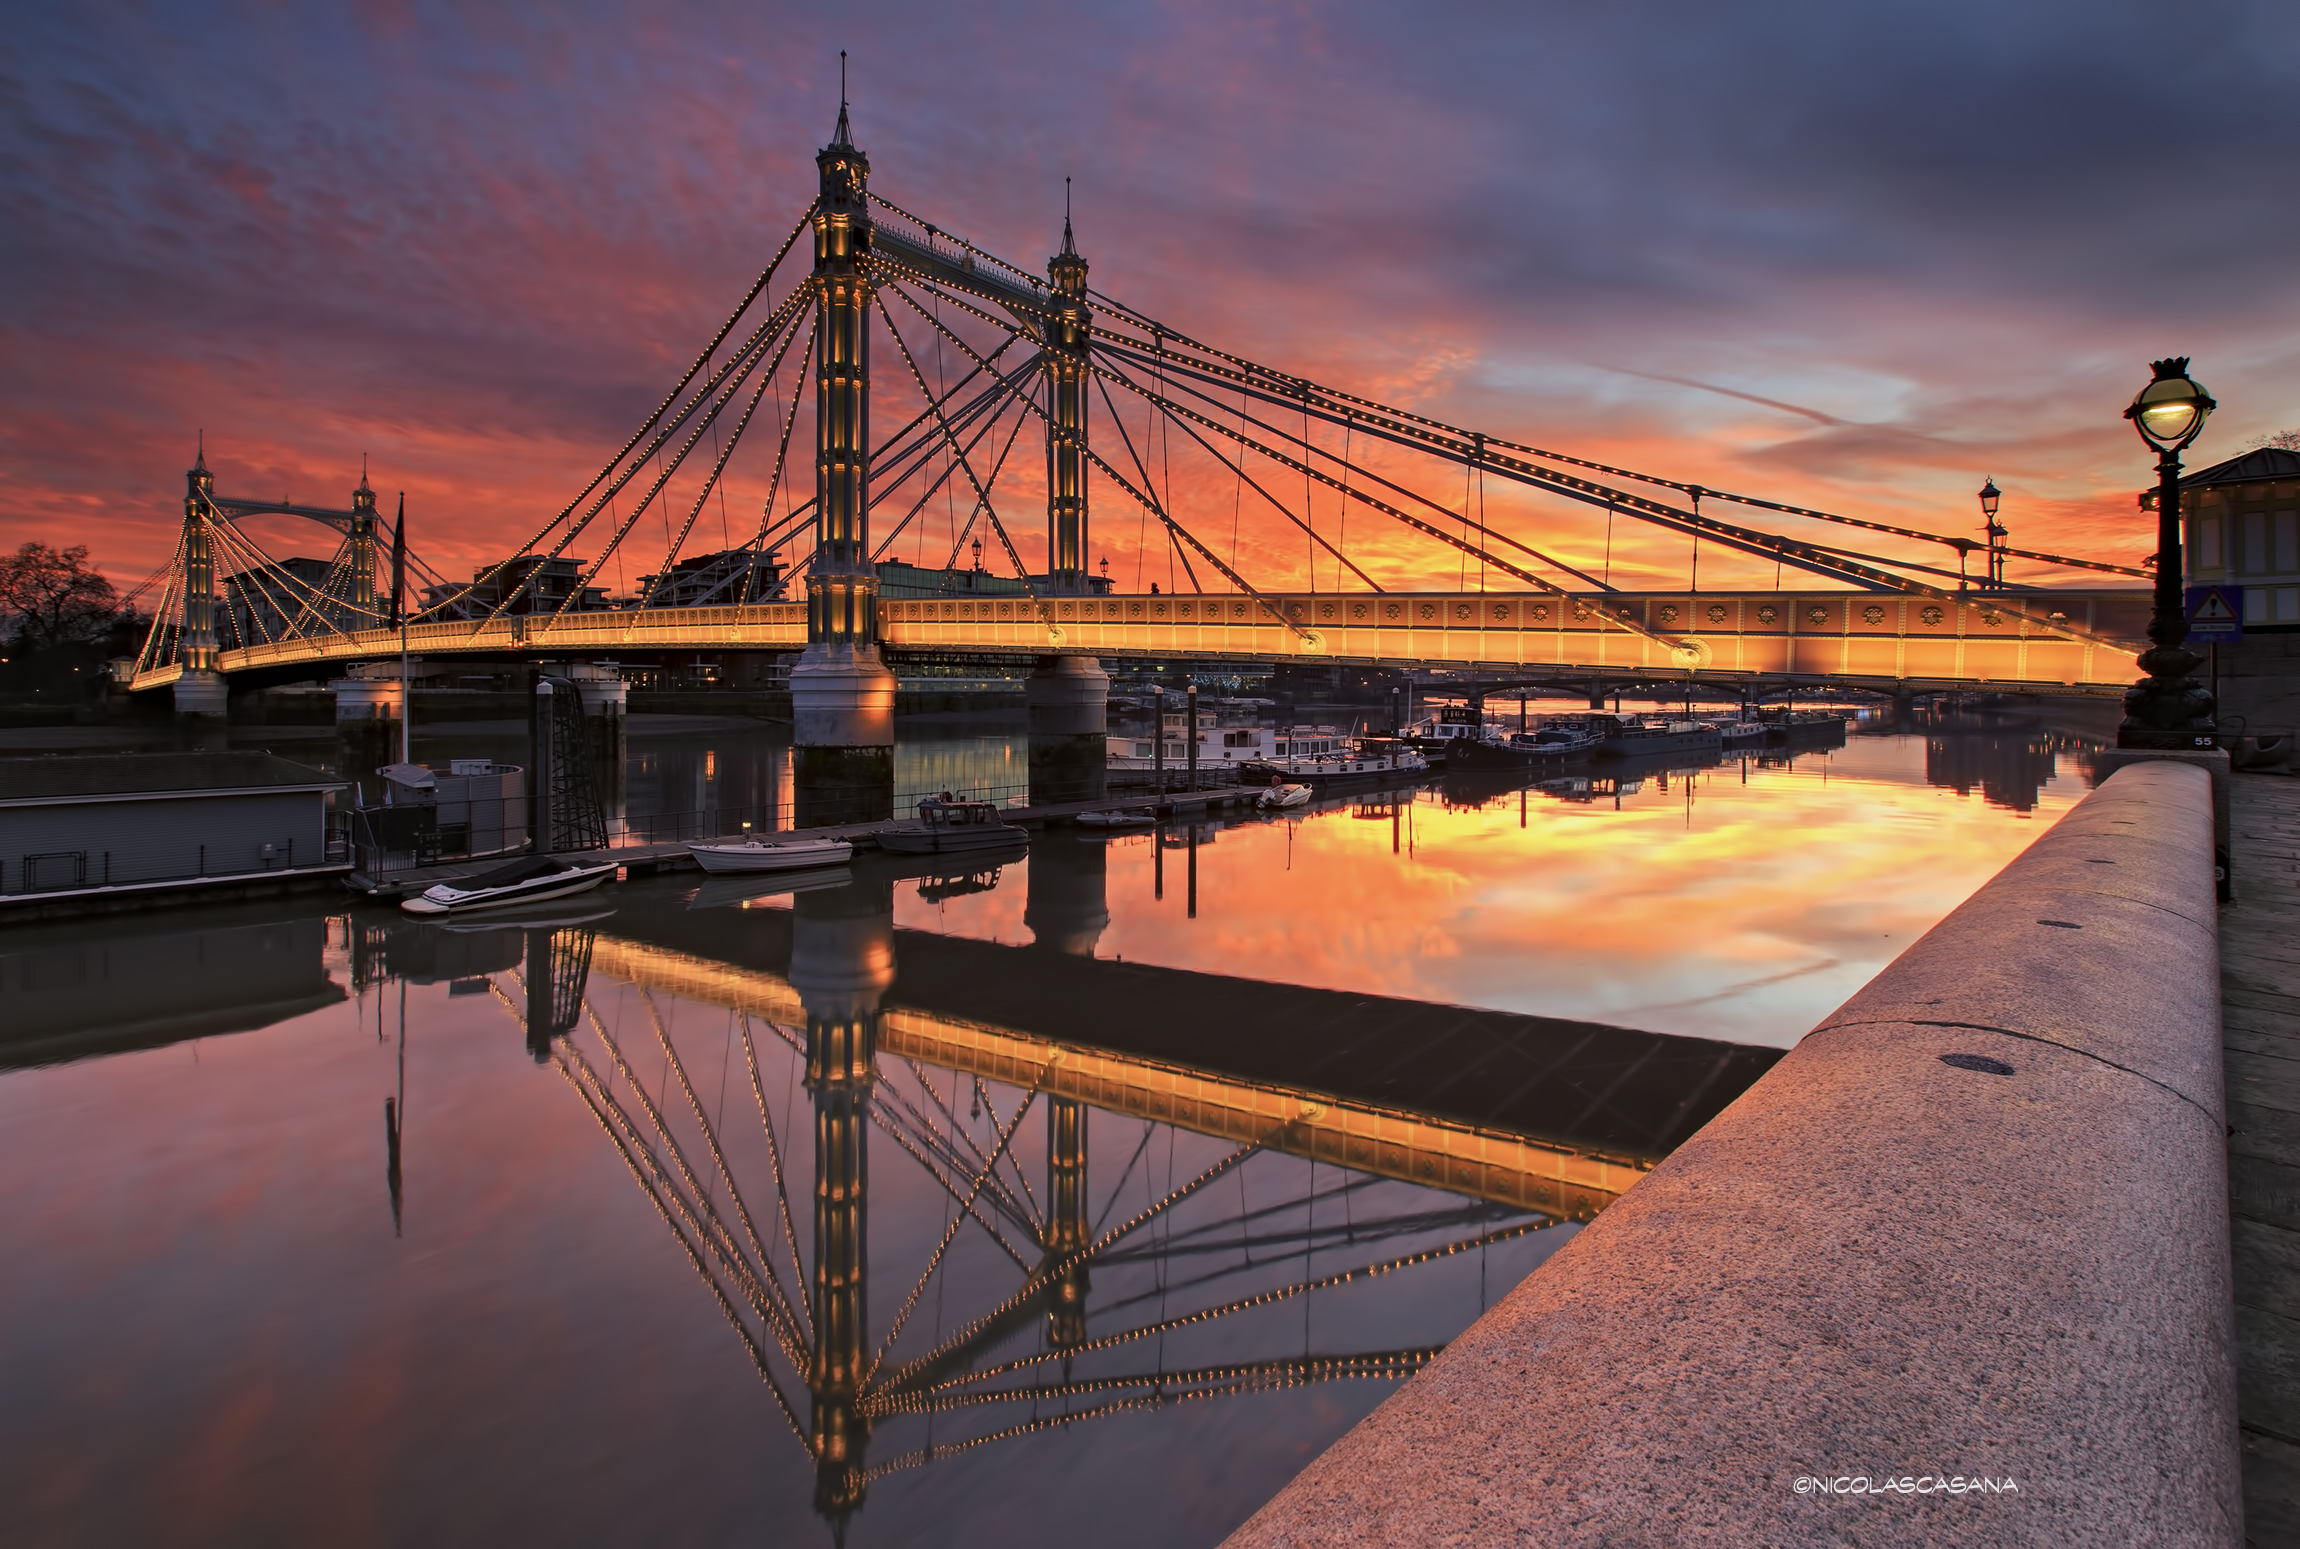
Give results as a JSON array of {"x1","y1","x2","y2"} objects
[
  {"x1": 872, "y1": 292, "x2": 1042, "y2": 605},
  {"x1": 632, "y1": 304, "x2": 818, "y2": 610},
  {"x1": 882, "y1": 276, "x2": 1316, "y2": 640},
  {"x1": 1101, "y1": 344, "x2": 1609, "y2": 591},
  {"x1": 523, "y1": 289, "x2": 815, "y2": 625},
  {"x1": 1093, "y1": 368, "x2": 1382, "y2": 593}
]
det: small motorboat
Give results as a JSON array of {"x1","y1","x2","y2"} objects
[
  {"x1": 400, "y1": 854, "x2": 619, "y2": 917},
  {"x1": 686, "y1": 835, "x2": 855, "y2": 874},
  {"x1": 1076, "y1": 807, "x2": 1157, "y2": 829},
  {"x1": 878, "y1": 797, "x2": 1031, "y2": 856},
  {"x1": 1256, "y1": 782, "x2": 1312, "y2": 810}
]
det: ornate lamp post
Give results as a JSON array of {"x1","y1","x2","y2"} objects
[
  {"x1": 1977, "y1": 478, "x2": 2007, "y2": 586},
  {"x1": 2116, "y1": 357, "x2": 2218, "y2": 750}
]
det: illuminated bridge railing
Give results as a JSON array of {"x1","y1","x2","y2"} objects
[{"x1": 130, "y1": 590, "x2": 2150, "y2": 694}]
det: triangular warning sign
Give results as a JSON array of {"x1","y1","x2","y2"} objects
[{"x1": 2191, "y1": 590, "x2": 2238, "y2": 622}]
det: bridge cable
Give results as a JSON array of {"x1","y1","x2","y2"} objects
[
  {"x1": 1076, "y1": 296, "x2": 2145, "y2": 578},
  {"x1": 486, "y1": 283, "x2": 813, "y2": 627},
  {"x1": 632, "y1": 309, "x2": 810, "y2": 611},
  {"x1": 1096, "y1": 369, "x2": 1382, "y2": 593},
  {"x1": 1090, "y1": 330, "x2": 1978, "y2": 591},
  {"x1": 937, "y1": 382, "x2": 1043, "y2": 572},
  {"x1": 872, "y1": 372, "x2": 1036, "y2": 565},
  {"x1": 1097, "y1": 358, "x2": 1676, "y2": 637},
  {"x1": 872, "y1": 290, "x2": 1047, "y2": 618},
  {"x1": 556, "y1": 295, "x2": 812, "y2": 622},
  {"x1": 438, "y1": 208, "x2": 815, "y2": 622},
  {"x1": 1097, "y1": 339, "x2": 1615, "y2": 592}
]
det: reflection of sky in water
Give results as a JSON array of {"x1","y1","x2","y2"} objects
[{"x1": 898, "y1": 734, "x2": 2087, "y2": 1048}]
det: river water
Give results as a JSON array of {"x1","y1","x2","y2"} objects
[{"x1": 0, "y1": 707, "x2": 2107, "y2": 1545}]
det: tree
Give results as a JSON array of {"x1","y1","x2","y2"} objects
[
  {"x1": 2249, "y1": 429, "x2": 2300, "y2": 452},
  {"x1": 0, "y1": 542, "x2": 120, "y2": 652}
]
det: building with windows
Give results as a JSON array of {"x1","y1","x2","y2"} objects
[
  {"x1": 2182, "y1": 446, "x2": 2300, "y2": 739},
  {"x1": 0, "y1": 752, "x2": 344, "y2": 909}
]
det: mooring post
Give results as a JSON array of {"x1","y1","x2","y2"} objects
[
  {"x1": 1186, "y1": 678, "x2": 1199, "y2": 792},
  {"x1": 1152, "y1": 683, "x2": 1165, "y2": 797}
]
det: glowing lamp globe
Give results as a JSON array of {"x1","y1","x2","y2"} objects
[{"x1": 2125, "y1": 358, "x2": 2215, "y2": 452}]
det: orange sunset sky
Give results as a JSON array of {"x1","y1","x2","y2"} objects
[{"x1": 5, "y1": 1, "x2": 2296, "y2": 601}]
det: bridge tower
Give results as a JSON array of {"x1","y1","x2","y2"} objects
[
  {"x1": 791, "y1": 870, "x2": 893, "y2": 1526},
  {"x1": 789, "y1": 95, "x2": 898, "y2": 825},
  {"x1": 174, "y1": 448, "x2": 228, "y2": 717},
  {"x1": 347, "y1": 467, "x2": 379, "y2": 626},
  {"x1": 1024, "y1": 206, "x2": 1113, "y2": 805},
  {"x1": 1044, "y1": 1096, "x2": 1091, "y2": 1348},
  {"x1": 1045, "y1": 206, "x2": 1091, "y2": 593}
]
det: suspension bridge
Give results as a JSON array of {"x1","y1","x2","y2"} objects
[{"x1": 127, "y1": 95, "x2": 2154, "y2": 732}]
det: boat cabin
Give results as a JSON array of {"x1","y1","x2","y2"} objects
[{"x1": 918, "y1": 797, "x2": 1004, "y2": 827}]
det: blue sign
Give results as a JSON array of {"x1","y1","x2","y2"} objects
[{"x1": 2186, "y1": 585, "x2": 2243, "y2": 641}]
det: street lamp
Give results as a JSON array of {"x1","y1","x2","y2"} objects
[
  {"x1": 1977, "y1": 478, "x2": 2008, "y2": 586},
  {"x1": 2116, "y1": 356, "x2": 2218, "y2": 750}
]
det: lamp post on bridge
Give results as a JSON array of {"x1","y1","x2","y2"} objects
[
  {"x1": 2116, "y1": 357, "x2": 2218, "y2": 751},
  {"x1": 1977, "y1": 478, "x2": 2007, "y2": 588}
]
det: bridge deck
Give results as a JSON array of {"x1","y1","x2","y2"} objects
[{"x1": 133, "y1": 588, "x2": 2150, "y2": 694}]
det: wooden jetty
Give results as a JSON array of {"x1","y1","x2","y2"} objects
[{"x1": 353, "y1": 783, "x2": 1268, "y2": 899}]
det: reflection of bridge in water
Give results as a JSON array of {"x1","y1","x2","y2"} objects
[
  {"x1": 0, "y1": 841, "x2": 1777, "y2": 1537},
  {"x1": 398, "y1": 841, "x2": 1773, "y2": 1534}
]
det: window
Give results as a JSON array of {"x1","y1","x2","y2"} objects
[
  {"x1": 2281, "y1": 588, "x2": 2299, "y2": 623},
  {"x1": 2247, "y1": 587, "x2": 2269, "y2": 622},
  {"x1": 1133, "y1": 742, "x2": 1153, "y2": 756},
  {"x1": 2278, "y1": 512, "x2": 2298, "y2": 574},
  {"x1": 2246, "y1": 513, "x2": 2269, "y2": 573},
  {"x1": 2197, "y1": 517, "x2": 2222, "y2": 572},
  {"x1": 22, "y1": 852, "x2": 87, "y2": 891}
]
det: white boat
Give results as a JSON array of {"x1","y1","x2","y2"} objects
[
  {"x1": 400, "y1": 855, "x2": 619, "y2": 917},
  {"x1": 685, "y1": 835, "x2": 855, "y2": 874},
  {"x1": 1719, "y1": 721, "x2": 1769, "y2": 750},
  {"x1": 1076, "y1": 808, "x2": 1157, "y2": 828},
  {"x1": 1256, "y1": 783, "x2": 1312, "y2": 810}
]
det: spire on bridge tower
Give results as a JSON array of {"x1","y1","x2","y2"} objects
[{"x1": 831, "y1": 49, "x2": 854, "y2": 149}]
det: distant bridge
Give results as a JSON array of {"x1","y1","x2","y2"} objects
[{"x1": 129, "y1": 585, "x2": 2146, "y2": 697}]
